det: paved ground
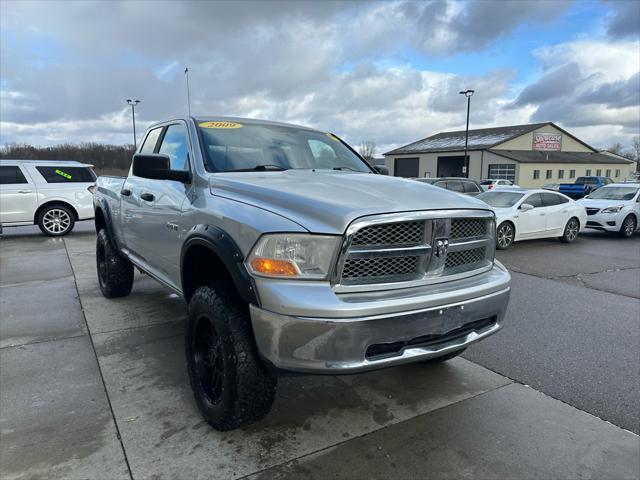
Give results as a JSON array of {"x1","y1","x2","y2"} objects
[
  {"x1": 1, "y1": 223, "x2": 638, "y2": 480},
  {"x1": 465, "y1": 230, "x2": 640, "y2": 433}
]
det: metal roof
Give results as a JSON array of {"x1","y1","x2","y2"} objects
[
  {"x1": 384, "y1": 123, "x2": 550, "y2": 155},
  {"x1": 489, "y1": 150, "x2": 634, "y2": 165}
]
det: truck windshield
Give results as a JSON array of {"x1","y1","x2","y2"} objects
[
  {"x1": 477, "y1": 191, "x2": 525, "y2": 208},
  {"x1": 588, "y1": 186, "x2": 639, "y2": 200},
  {"x1": 197, "y1": 121, "x2": 373, "y2": 173}
]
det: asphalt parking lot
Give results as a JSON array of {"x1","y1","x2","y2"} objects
[{"x1": 1, "y1": 223, "x2": 638, "y2": 479}]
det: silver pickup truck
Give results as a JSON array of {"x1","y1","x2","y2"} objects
[{"x1": 94, "y1": 117, "x2": 511, "y2": 431}]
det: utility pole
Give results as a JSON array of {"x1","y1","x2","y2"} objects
[
  {"x1": 126, "y1": 99, "x2": 140, "y2": 149},
  {"x1": 459, "y1": 89, "x2": 474, "y2": 178},
  {"x1": 184, "y1": 67, "x2": 192, "y2": 116}
]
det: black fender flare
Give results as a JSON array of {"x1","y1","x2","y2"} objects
[
  {"x1": 180, "y1": 224, "x2": 259, "y2": 305},
  {"x1": 94, "y1": 198, "x2": 121, "y2": 251}
]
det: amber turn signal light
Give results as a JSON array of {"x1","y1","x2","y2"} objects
[{"x1": 250, "y1": 257, "x2": 298, "y2": 276}]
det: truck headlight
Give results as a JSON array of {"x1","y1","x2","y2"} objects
[
  {"x1": 247, "y1": 234, "x2": 341, "y2": 279},
  {"x1": 601, "y1": 205, "x2": 623, "y2": 214}
]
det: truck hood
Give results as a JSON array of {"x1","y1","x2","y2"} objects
[{"x1": 208, "y1": 170, "x2": 490, "y2": 234}]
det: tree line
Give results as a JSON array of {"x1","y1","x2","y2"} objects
[{"x1": 0, "y1": 143, "x2": 135, "y2": 176}]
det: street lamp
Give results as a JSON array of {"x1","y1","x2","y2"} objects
[
  {"x1": 126, "y1": 99, "x2": 141, "y2": 149},
  {"x1": 459, "y1": 89, "x2": 474, "y2": 178}
]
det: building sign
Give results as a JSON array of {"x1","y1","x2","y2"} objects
[{"x1": 533, "y1": 132, "x2": 562, "y2": 151}]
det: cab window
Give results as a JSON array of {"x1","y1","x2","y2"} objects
[
  {"x1": 158, "y1": 124, "x2": 190, "y2": 171},
  {"x1": 140, "y1": 127, "x2": 163, "y2": 154}
]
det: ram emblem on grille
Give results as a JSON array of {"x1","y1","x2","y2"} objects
[{"x1": 434, "y1": 238, "x2": 449, "y2": 258}]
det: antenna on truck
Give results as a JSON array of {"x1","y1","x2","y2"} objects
[{"x1": 184, "y1": 67, "x2": 192, "y2": 117}]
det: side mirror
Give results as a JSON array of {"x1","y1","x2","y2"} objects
[
  {"x1": 132, "y1": 154, "x2": 190, "y2": 182},
  {"x1": 520, "y1": 203, "x2": 534, "y2": 211},
  {"x1": 374, "y1": 165, "x2": 389, "y2": 175}
]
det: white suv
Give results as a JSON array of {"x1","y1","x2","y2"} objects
[
  {"x1": 578, "y1": 183, "x2": 640, "y2": 238},
  {"x1": 0, "y1": 160, "x2": 96, "y2": 236}
]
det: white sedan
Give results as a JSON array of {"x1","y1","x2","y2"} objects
[
  {"x1": 480, "y1": 179, "x2": 519, "y2": 191},
  {"x1": 477, "y1": 188, "x2": 587, "y2": 250},
  {"x1": 577, "y1": 183, "x2": 639, "y2": 238}
]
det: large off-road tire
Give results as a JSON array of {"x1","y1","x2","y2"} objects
[
  {"x1": 37, "y1": 204, "x2": 75, "y2": 236},
  {"x1": 96, "y1": 229, "x2": 134, "y2": 298},
  {"x1": 559, "y1": 217, "x2": 580, "y2": 243},
  {"x1": 496, "y1": 222, "x2": 515, "y2": 250},
  {"x1": 185, "y1": 285, "x2": 276, "y2": 431},
  {"x1": 420, "y1": 348, "x2": 467, "y2": 364},
  {"x1": 618, "y1": 214, "x2": 637, "y2": 238}
]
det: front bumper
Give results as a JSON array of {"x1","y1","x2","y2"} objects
[
  {"x1": 250, "y1": 262, "x2": 511, "y2": 374},
  {"x1": 585, "y1": 212, "x2": 622, "y2": 232}
]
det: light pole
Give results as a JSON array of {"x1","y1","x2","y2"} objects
[
  {"x1": 459, "y1": 89, "x2": 474, "y2": 178},
  {"x1": 126, "y1": 99, "x2": 141, "y2": 149}
]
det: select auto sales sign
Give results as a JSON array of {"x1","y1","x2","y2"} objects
[{"x1": 533, "y1": 132, "x2": 562, "y2": 151}]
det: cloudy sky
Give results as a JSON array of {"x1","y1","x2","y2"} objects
[{"x1": 1, "y1": 0, "x2": 639, "y2": 155}]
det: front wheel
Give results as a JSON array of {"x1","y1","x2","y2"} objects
[
  {"x1": 37, "y1": 205, "x2": 75, "y2": 236},
  {"x1": 618, "y1": 215, "x2": 637, "y2": 238},
  {"x1": 185, "y1": 285, "x2": 276, "y2": 431},
  {"x1": 496, "y1": 222, "x2": 515, "y2": 250},
  {"x1": 560, "y1": 217, "x2": 580, "y2": 243}
]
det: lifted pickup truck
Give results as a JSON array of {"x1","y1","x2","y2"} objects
[
  {"x1": 558, "y1": 176, "x2": 613, "y2": 199},
  {"x1": 94, "y1": 117, "x2": 511, "y2": 430}
]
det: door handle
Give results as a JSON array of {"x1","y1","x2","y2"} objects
[
  {"x1": 140, "y1": 192, "x2": 155, "y2": 202},
  {"x1": 121, "y1": 188, "x2": 131, "y2": 196},
  {"x1": 18, "y1": 190, "x2": 32, "y2": 194}
]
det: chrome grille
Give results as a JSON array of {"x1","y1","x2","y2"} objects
[
  {"x1": 586, "y1": 208, "x2": 599, "y2": 216},
  {"x1": 451, "y1": 219, "x2": 487, "y2": 239},
  {"x1": 335, "y1": 211, "x2": 495, "y2": 290},
  {"x1": 444, "y1": 247, "x2": 486, "y2": 273},
  {"x1": 342, "y1": 256, "x2": 420, "y2": 281},
  {"x1": 351, "y1": 221, "x2": 423, "y2": 246}
]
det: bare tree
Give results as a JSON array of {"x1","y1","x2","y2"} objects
[
  {"x1": 607, "y1": 142, "x2": 624, "y2": 156},
  {"x1": 632, "y1": 136, "x2": 640, "y2": 172},
  {"x1": 358, "y1": 140, "x2": 376, "y2": 161}
]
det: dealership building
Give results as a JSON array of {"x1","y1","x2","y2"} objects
[{"x1": 383, "y1": 122, "x2": 636, "y2": 187}]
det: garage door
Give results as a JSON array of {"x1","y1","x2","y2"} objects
[
  {"x1": 488, "y1": 164, "x2": 515, "y2": 182},
  {"x1": 394, "y1": 158, "x2": 419, "y2": 177}
]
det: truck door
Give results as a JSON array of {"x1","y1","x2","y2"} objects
[
  {"x1": 0, "y1": 165, "x2": 38, "y2": 224},
  {"x1": 121, "y1": 123, "x2": 192, "y2": 286}
]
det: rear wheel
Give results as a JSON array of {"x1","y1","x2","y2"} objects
[
  {"x1": 37, "y1": 205, "x2": 75, "y2": 236},
  {"x1": 618, "y1": 215, "x2": 636, "y2": 238},
  {"x1": 96, "y1": 229, "x2": 134, "y2": 298},
  {"x1": 560, "y1": 217, "x2": 580, "y2": 243},
  {"x1": 186, "y1": 285, "x2": 276, "y2": 431},
  {"x1": 496, "y1": 222, "x2": 514, "y2": 250}
]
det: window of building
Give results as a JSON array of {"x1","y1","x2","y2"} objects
[
  {"x1": 158, "y1": 123, "x2": 190, "y2": 171},
  {"x1": 558, "y1": 169, "x2": 564, "y2": 179},
  {"x1": 596, "y1": 168, "x2": 602, "y2": 176},
  {"x1": 533, "y1": 170, "x2": 540, "y2": 179},
  {"x1": 615, "y1": 169, "x2": 620, "y2": 177},
  {"x1": 606, "y1": 169, "x2": 611, "y2": 177},
  {"x1": 35, "y1": 166, "x2": 97, "y2": 183},
  {"x1": 487, "y1": 164, "x2": 515, "y2": 182},
  {"x1": 546, "y1": 169, "x2": 552, "y2": 179},
  {"x1": 0, "y1": 166, "x2": 28, "y2": 184},
  {"x1": 586, "y1": 169, "x2": 591, "y2": 176},
  {"x1": 569, "y1": 169, "x2": 576, "y2": 179}
]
